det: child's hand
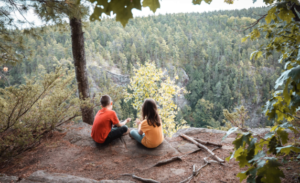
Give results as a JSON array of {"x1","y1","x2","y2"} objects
[
  {"x1": 125, "y1": 118, "x2": 131, "y2": 123},
  {"x1": 135, "y1": 118, "x2": 141, "y2": 125}
]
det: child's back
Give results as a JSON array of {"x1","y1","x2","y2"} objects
[
  {"x1": 140, "y1": 119, "x2": 164, "y2": 148},
  {"x1": 91, "y1": 108, "x2": 119, "y2": 143}
]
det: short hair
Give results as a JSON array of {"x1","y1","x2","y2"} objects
[{"x1": 100, "y1": 95, "x2": 111, "y2": 107}]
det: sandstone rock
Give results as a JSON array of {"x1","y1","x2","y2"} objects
[
  {"x1": 19, "y1": 170, "x2": 134, "y2": 183},
  {"x1": 222, "y1": 137, "x2": 235, "y2": 144},
  {"x1": 64, "y1": 123, "x2": 179, "y2": 157},
  {"x1": 169, "y1": 141, "x2": 199, "y2": 154},
  {"x1": 222, "y1": 145, "x2": 234, "y2": 150},
  {"x1": 250, "y1": 128, "x2": 271, "y2": 135},
  {"x1": 94, "y1": 135, "x2": 179, "y2": 157},
  {"x1": 20, "y1": 170, "x2": 98, "y2": 183},
  {"x1": 64, "y1": 122, "x2": 96, "y2": 148},
  {"x1": 121, "y1": 135, "x2": 179, "y2": 157},
  {"x1": 172, "y1": 128, "x2": 226, "y2": 138},
  {"x1": 170, "y1": 168, "x2": 186, "y2": 176},
  {"x1": 0, "y1": 173, "x2": 18, "y2": 183},
  {"x1": 99, "y1": 181, "x2": 134, "y2": 183}
]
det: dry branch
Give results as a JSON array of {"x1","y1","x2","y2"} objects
[
  {"x1": 152, "y1": 156, "x2": 183, "y2": 167},
  {"x1": 194, "y1": 138, "x2": 222, "y2": 147},
  {"x1": 149, "y1": 148, "x2": 201, "y2": 168},
  {"x1": 204, "y1": 157, "x2": 219, "y2": 164},
  {"x1": 180, "y1": 159, "x2": 211, "y2": 183},
  {"x1": 122, "y1": 174, "x2": 160, "y2": 183},
  {"x1": 180, "y1": 134, "x2": 225, "y2": 163},
  {"x1": 179, "y1": 165, "x2": 196, "y2": 183},
  {"x1": 194, "y1": 162, "x2": 209, "y2": 176}
]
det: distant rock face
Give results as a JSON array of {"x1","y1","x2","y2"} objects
[
  {"x1": 87, "y1": 65, "x2": 130, "y2": 96},
  {"x1": 18, "y1": 170, "x2": 134, "y2": 183},
  {"x1": 87, "y1": 64, "x2": 190, "y2": 108},
  {"x1": 238, "y1": 96, "x2": 269, "y2": 128}
]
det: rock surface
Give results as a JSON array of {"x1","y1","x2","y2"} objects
[
  {"x1": 1, "y1": 122, "x2": 266, "y2": 183},
  {"x1": 169, "y1": 141, "x2": 199, "y2": 154},
  {"x1": 172, "y1": 127, "x2": 276, "y2": 138},
  {"x1": 19, "y1": 170, "x2": 134, "y2": 183},
  {"x1": 0, "y1": 173, "x2": 18, "y2": 183},
  {"x1": 64, "y1": 122, "x2": 96, "y2": 148},
  {"x1": 64, "y1": 123, "x2": 179, "y2": 157},
  {"x1": 172, "y1": 127, "x2": 226, "y2": 138}
]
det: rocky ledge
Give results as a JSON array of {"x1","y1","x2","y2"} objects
[{"x1": 0, "y1": 122, "x2": 276, "y2": 183}]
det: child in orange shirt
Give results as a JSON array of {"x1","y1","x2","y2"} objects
[
  {"x1": 129, "y1": 99, "x2": 164, "y2": 148},
  {"x1": 91, "y1": 95, "x2": 131, "y2": 144}
]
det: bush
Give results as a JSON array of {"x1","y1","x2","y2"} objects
[{"x1": 0, "y1": 65, "x2": 81, "y2": 161}]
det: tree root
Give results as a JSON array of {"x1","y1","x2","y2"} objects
[
  {"x1": 194, "y1": 138, "x2": 222, "y2": 147},
  {"x1": 180, "y1": 134, "x2": 225, "y2": 163},
  {"x1": 122, "y1": 174, "x2": 160, "y2": 183},
  {"x1": 148, "y1": 148, "x2": 202, "y2": 168},
  {"x1": 152, "y1": 156, "x2": 183, "y2": 167}
]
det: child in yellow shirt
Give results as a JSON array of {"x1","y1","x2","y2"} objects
[{"x1": 129, "y1": 99, "x2": 164, "y2": 148}]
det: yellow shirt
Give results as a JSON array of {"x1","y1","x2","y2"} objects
[{"x1": 141, "y1": 120, "x2": 164, "y2": 148}]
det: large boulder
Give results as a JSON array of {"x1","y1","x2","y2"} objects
[
  {"x1": 0, "y1": 173, "x2": 18, "y2": 183},
  {"x1": 63, "y1": 122, "x2": 96, "y2": 148},
  {"x1": 19, "y1": 170, "x2": 134, "y2": 183},
  {"x1": 63, "y1": 123, "x2": 179, "y2": 157}
]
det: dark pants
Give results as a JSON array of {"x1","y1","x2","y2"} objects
[{"x1": 104, "y1": 125, "x2": 128, "y2": 144}]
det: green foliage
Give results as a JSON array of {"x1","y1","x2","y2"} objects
[
  {"x1": 223, "y1": 2, "x2": 300, "y2": 182},
  {"x1": 89, "y1": 0, "x2": 160, "y2": 27},
  {"x1": 4, "y1": 7, "x2": 281, "y2": 128},
  {"x1": 92, "y1": 76, "x2": 136, "y2": 121},
  {"x1": 223, "y1": 108, "x2": 299, "y2": 183},
  {"x1": 125, "y1": 62, "x2": 188, "y2": 136},
  {"x1": 0, "y1": 65, "x2": 81, "y2": 161}
]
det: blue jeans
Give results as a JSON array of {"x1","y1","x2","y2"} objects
[{"x1": 130, "y1": 129, "x2": 145, "y2": 143}]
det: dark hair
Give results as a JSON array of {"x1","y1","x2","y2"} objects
[
  {"x1": 100, "y1": 95, "x2": 111, "y2": 107},
  {"x1": 142, "y1": 99, "x2": 161, "y2": 127}
]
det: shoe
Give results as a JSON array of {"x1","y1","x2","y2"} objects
[{"x1": 123, "y1": 129, "x2": 130, "y2": 136}]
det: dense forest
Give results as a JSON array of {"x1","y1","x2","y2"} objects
[{"x1": 2, "y1": 7, "x2": 282, "y2": 128}]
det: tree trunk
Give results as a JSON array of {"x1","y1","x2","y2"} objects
[{"x1": 69, "y1": 17, "x2": 94, "y2": 125}]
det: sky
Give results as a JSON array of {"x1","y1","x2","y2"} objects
[
  {"x1": 17, "y1": 0, "x2": 267, "y2": 28},
  {"x1": 132, "y1": 0, "x2": 266, "y2": 17}
]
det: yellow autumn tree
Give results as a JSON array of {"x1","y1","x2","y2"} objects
[{"x1": 125, "y1": 62, "x2": 188, "y2": 137}]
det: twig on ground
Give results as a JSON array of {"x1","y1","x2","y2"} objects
[
  {"x1": 179, "y1": 164, "x2": 196, "y2": 183},
  {"x1": 194, "y1": 162, "x2": 209, "y2": 176},
  {"x1": 180, "y1": 134, "x2": 225, "y2": 163},
  {"x1": 121, "y1": 174, "x2": 160, "y2": 183},
  {"x1": 194, "y1": 138, "x2": 222, "y2": 147},
  {"x1": 204, "y1": 157, "x2": 219, "y2": 164},
  {"x1": 180, "y1": 157, "x2": 213, "y2": 183}
]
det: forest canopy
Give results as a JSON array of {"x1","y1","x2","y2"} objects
[{"x1": 2, "y1": 7, "x2": 281, "y2": 128}]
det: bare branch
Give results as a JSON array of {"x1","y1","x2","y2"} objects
[{"x1": 180, "y1": 134, "x2": 225, "y2": 163}]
